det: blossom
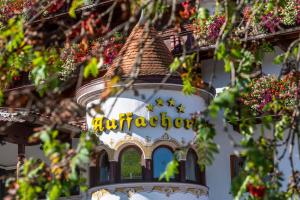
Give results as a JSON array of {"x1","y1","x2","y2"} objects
[
  {"x1": 179, "y1": 0, "x2": 196, "y2": 20},
  {"x1": 247, "y1": 183, "x2": 266, "y2": 198},
  {"x1": 240, "y1": 72, "x2": 300, "y2": 115},
  {"x1": 261, "y1": 13, "x2": 281, "y2": 33},
  {"x1": 243, "y1": 6, "x2": 252, "y2": 21},
  {"x1": 207, "y1": 16, "x2": 225, "y2": 41},
  {"x1": 47, "y1": 0, "x2": 65, "y2": 14}
]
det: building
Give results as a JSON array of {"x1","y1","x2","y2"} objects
[
  {"x1": 76, "y1": 21, "x2": 213, "y2": 200},
  {"x1": 1, "y1": 1, "x2": 300, "y2": 200}
]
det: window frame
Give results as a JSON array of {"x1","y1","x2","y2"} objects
[
  {"x1": 151, "y1": 145, "x2": 178, "y2": 182},
  {"x1": 230, "y1": 154, "x2": 245, "y2": 181},
  {"x1": 118, "y1": 145, "x2": 144, "y2": 182},
  {"x1": 98, "y1": 151, "x2": 110, "y2": 184},
  {"x1": 185, "y1": 149, "x2": 198, "y2": 183}
]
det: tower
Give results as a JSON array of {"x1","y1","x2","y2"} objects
[{"x1": 76, "y1": 22, "x2": 214, "y2": 200}]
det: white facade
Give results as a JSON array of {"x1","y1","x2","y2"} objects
[{"x1": 86, "y1": 87, "x2": 210, "y2": 150}]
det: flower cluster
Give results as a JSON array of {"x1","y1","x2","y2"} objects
[
  {"x1": 0, "y1": 0, "x2": 34, "y2": 21},
  {"x1": 179, "y1": 0, "x2": 196, "y2": 20},
  {"x1": 261, "y1": 13, "x2": 281, "y2": 33},
  {"x1": 193, "y1": 0, "x2": 300, "y2": 46},
  {"x1": 240, "y1": 72, "x2": 300, "y2": 115},
  {"x1": 102, "y1": 34, "x2": 124, "y2": 65},
  {"x1": 60, "y1": 32, "x2": 124, "y2": 79},
  {"x1": 207, "y1": 16, "x2": 225, "y2": 41},
  {"x1": 47, "y1": 0, "x2": 65, "y2": 14},
  {"x1": 193, "y1": 15, "x2": 225, "y2": 46},
  {"x1": 297, "y1": 0, "x2": 300, "y2": 25},
  {"x1": 246, "y1": 183, "x2": 266, "y2": 198},
  {"x1": 242, "y1": 6, "x2": 252, "y2": 21}
]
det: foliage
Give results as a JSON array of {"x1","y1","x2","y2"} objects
[
  {"x1": 5, "y1": 129, "x2": 95, "y2": 200},
  {"x1": 159, "y1": 159, "x2": 179, "y2": 182},
  {"x1": 194, "y1": 117, "x2": 218, "y2": 169},
  {"x1": 170, "y1": 54, "x2": 204, "y2": 95}
]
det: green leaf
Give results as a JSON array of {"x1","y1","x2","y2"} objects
[
  {"x1": 84, "y1": 58, "x2": 99, "y2": 78},
  {"x1": 40, "y1": 131, "x2": 50, "y2": 142},
  {"x1": 274, "y1": 54, "x2": 284, "y2": 64},
  {"x1": 169, "y1": 57, "x2": 181, "y2": 72},
  {"x1": 266, "y1": 1, "x2": 274, "y2": 12},
  {"x1": 292, "y1": 46, "x2": 299, "y2": 57},
  {"x1": 159, "y1": 159, "x2": 178, "y2": 181},
  {"x1": 224, "y1": 59, "x2": 231, "y2": 72},
  {"x1": 216, "y1": 43, "x2": 226, "y2": 60},
  {"x1": 198, "y1": 7, "x2": 209, "y2": 19},
  {"x1": 231, "y1": 49, "x2": 241, "y2": 58},
  {"x1": 0, "y1": 90, "x2": 4, "y2": 105},
  {"x1": 47, "y1": 183, "x2": 61, "y2": 200},
  {"x1": 69, "y1": 0, "x2": 84, "y2": 18},
  {"x1": 234, "y1": 176, "x2": 251, "y2": 200}
]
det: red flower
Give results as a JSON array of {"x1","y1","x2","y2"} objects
[
  {"x1": 243, "y1": 6, "x2": 252, "y2": 20},
  {"x1": 179, "y1": 0, "x2": 195, "y2": 20},
  {"x1": 47, "y1": 0, "x2": 65, "y2": 14},
  {"x1": 68, "y1": 25, "x2": 81, "y2": 40},
  {"x1": 13, "y1": 76, "x2": 21, "y2": 81},
  {"x1": 74, "y1": 52, "x2": 87, "y2": 63},
  {"x1": 261, "y1": 13, "x2": 280, "y2": 33},
  {"x1": 247, "y1": 183, "x2": 266, "y2": 198}
]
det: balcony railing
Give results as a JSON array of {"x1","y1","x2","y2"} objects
[{"x1": 88, "y1": 182, "x2": 208, "y2": 199}]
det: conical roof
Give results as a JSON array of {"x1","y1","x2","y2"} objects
[{"x1": 104, "y1": 24, "x2": 174, "y2": 78}]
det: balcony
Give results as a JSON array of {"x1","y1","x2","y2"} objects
[{"x1": 88, "y1": 182, "x2": 208, "y2": 200}]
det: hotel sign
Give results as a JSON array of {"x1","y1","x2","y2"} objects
[{"x1": 92, "y1": 97, "x2": 194, "y2": 132}]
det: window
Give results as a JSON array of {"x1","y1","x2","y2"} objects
[
  {"x1": 186, "y1": 150, "x2": 197, "y2": 181},
  {"x1": 230, "y1": 155, "x2": 245, "y2": 180},
  {"x1": 153, "y1": 147, "x2": 173, "y2": 179},
  {"x1": 99, "y1": 152, "x2": 109, "y2": 183},
  {"x1": 120, "y1": 147, "x2": 142, "y2": 180}
]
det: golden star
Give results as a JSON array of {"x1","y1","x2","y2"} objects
[
  {"x1": 176, "y1": 104, "x2": 185, "y2": 113},
  {"x1": 155, "y1": 98, "x2": 164, "y2": 107},
  {"x1": 167, "y1": 98, "x2": 176, "y2": 107},
  {"x1": 146, "y1": 104, "x2": 154, "y2": 112}
]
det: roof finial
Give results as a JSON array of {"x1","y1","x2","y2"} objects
[{"x1": 138, "y1": 9, "x2": 146, "y2": 25}]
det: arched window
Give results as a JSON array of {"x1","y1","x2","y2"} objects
[
  {"x1": 153, "y1": 147, "x2": 173, "y2": 179},
  {"x1": 99, "y1": 152, "x2": 109, "y2": 183},
  {"x1": 120, "y1": 147, "x2": 142, "y2": 180},
  {"x1": 186, "y1": 150, "x2": 197, "y2": 181}
]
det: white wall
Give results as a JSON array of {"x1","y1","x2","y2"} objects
[
  {"x1": 205, "y1": 115, "x2": 242, "y2": 200},
  {"x1": 202, "y1": 46, "x2": 292, "y2": 200}
]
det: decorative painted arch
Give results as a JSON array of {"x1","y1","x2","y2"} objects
[
  {"x1": 113, "y1": 139, "x2": 148, "y2": 164},
  {"x1": 186, "y1": 145, "x2": 200, "y2": 160},
  {"x1": 185, "y1": 145, "x2": 206, "y2": 185},
  {"x1": 95, "y1": 144, "x2": 115, "y2": 161},
  {"x1": 150, "y1": 139, "x2": 180, "y2": 156}
]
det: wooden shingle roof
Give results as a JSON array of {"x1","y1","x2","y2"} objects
[{"x1": 105, "y1": 24, "x2": 174, "y2": 78}]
